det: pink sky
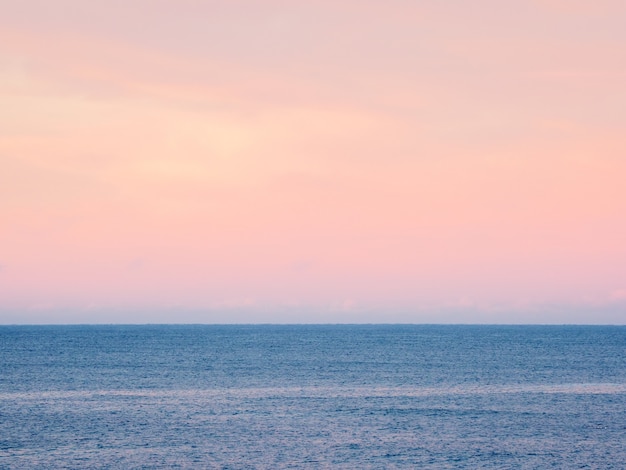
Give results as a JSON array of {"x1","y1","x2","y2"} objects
[{"x1": 1, "y1": 0, "x2": 625, "y2": 323}]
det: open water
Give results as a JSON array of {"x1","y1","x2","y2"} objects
[{"x1": 1, "y1": 325, "x2": 625, "y2": 469}]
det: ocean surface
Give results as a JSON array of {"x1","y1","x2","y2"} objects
[{"x1": 1, "y1": 325, "x2": 625, "y2": 469}]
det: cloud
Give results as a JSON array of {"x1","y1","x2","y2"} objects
[
  {"x1": 127, "y1": 258, "x2": 146, "y2": 270},
  {"x1": 531, "y1": 0, "x2": 625, "y2": 15},
  {"x1": 610, "y1": 289, "x2": 626, "y2": 302},
  {"x1": 211, "y1": 299, "x2": 256, "y2": 310},
  {"x1": 2, "y1": 1, "x2": 626, "y2": 324},
  {"x1": 290, "y1": 259, "x2": 313, "y2": 273},
  {"x1": 330, "y1": 299, "x2": 357, "y2": 313}
]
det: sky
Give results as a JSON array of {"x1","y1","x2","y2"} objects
[{"x1": 1, "y1": 0, "x2": 625, "y2": 324}]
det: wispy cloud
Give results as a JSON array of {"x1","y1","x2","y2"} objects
[{"x1": 1, "y1": 0, "x2": 625, "y2": 323}]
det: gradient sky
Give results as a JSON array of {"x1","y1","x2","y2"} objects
[{"x1": 1, "y1": 0, "x2": 625, "y2": 324}]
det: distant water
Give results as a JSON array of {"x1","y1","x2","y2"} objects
[{"x1": 1, "y1": 325, "x2": 625, "y2": 469}]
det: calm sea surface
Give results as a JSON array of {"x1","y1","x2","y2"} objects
[{"x1": 1, "y1": 325, "x2": 625, "y2": 469}]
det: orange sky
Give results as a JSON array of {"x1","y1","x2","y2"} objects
[{"x1": 1, "y1": 1, "x2": 625, "y2": 323}]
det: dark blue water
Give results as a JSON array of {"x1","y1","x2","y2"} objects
[{"x1": 1, "y1": 325, "x2": 625, "y2": 468}]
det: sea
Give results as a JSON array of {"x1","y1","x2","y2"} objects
[{"x1": 1, "y1": 325, "x2": 625, "y2": 469}]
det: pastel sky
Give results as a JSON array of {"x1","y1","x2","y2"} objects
[{"x1": 1, "y1": 0, "x2": 625, "y2": 324}]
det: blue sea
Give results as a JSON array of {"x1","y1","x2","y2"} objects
[{"x1": 1, "y1": 325, "x2": 625, "y2": 469}]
